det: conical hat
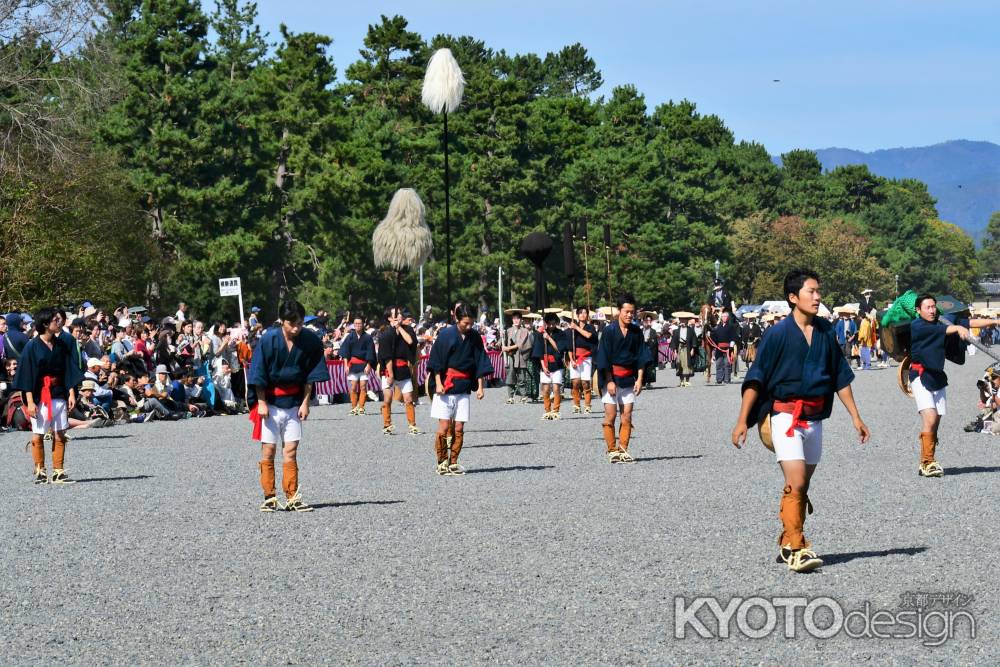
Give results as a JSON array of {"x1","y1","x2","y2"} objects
[
  {"x1": 503, "y1": 308, "x2": 525, "y2": 316},
  {"x1": 521, "y1": 312, "x2": 541, "y2": 319},
  {"x1": 672, "y1": 311, "x2": 696, "y2": 319}
]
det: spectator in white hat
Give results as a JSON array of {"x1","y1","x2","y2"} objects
[{"x1": 84, "y1": 357, "x2": 114, "y2": 412}]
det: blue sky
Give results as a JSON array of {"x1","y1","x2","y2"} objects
[{"x1": 254, "y1": 0, "x2": 999, "y2": 154}]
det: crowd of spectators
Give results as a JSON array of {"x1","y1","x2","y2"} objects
[
  {"x1": 2, "y1": 291, "x2": 993, "y2": 431},
  {"x1": 0, "y1": 301, "x2": 253, "y2": 432}
]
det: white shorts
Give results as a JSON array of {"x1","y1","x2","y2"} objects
[
  {"x1": 347, "y1": 372, "x2": 368, "y2": 383},
  {"x1": 32, "y1": 398, "x2": 68, "y2": 435},
  {"x1": 260, "y1": 404, "x2": 303, "y2": 444},
  {"x1": 381, "y1": 377, "x2": 414, "y2": 394},
  {"x1": 912, "y1": 376, "x2": 946, "y2": 415},
  {"x1": 540, "y1": 369, "x2": 564, "y2": 386},
  {"x1": 569, "y1": 359, "x2": 593, "y2": 381},
  {"x1": 601, "y1": 386, "x2": 636, "y2": 406},
  {"x1": 770, "y1": 412, "x2": 823, "y2": 465},
  {"x1": 430, "y1": 393, "x2": 471, "y2": 422}
]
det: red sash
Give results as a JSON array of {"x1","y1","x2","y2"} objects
[
  {"x1": 442, "y1": 368, "x2": 472, "y2": 393},
  {"x1": 545, "y1": 354, "x2": 558, "y2": 364},
  {"x1": 612, "y1": 364, "x2": 635, "y2": 378},
  {"x1": 574, "y1": 349, "x2": 592, "y2": 366},
  {"x1": 249, "y1": 385, "x2": 302, "y2": 442},
  {"x1": 40, "y1": 375, "x2": 60, "y2": 418},
  {"x1": 773, "y1": 397, "x2": 825, "y2": 436},
  {"x1": 348, "y1": 356, "x2": 368, "y2": 368},
  {"x1": 910, "y1": 362, "x2": 925, "y2": 376}
]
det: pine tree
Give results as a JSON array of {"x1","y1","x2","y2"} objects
[
  {"x1": 256, "y1": 25, "x2": 349, "y2": 314},
  {"x1": 98, "y1": 0, "x2": 213, "y2": 308}
]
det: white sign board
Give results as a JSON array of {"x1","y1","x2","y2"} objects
[
  {"x1": 219, "y1": 277, "x2": 242, "y2": 297},
  {"x1": 218, "y1": 276, "x2": 249, "y2": 396}
]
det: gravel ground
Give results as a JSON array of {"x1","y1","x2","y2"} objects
[{"x1": 1, "y1": 358, "x2": 998, "y2": 665}]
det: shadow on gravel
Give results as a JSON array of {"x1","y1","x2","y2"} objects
[
  {"x1": 466, "y1": 441, "x2": 535, "y2": 449},
  {"x1": 634, "y1": 455, "x2": 703, "y2": 463},
  {"x1": 311, "y1": 500, "x2": 404, "y2": 510},
  {"x1": 822, "y1": 546, "x2": 929, "y2": 566},
  {"x1": 465, "y1": 465, "x2": 554, "y2": 475},
  {"x1": 75, "y1": 475, "x2": 153, "y2": 483},
  {"x1": 466, "y1": 429, "x2": 530, "y2": 433},
  {"x1": 944, "y1": 466, "x2": 1000, "y2": 475},
  {"x1": 70, "y1": 435, "x2": 134, "y2": 440}
]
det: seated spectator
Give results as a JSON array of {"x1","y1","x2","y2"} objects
[
  {"x1": 84, "y1": 357, "x2": 114, "y2": 412},
  {"x1": 70, "y1": 380, "x2": 115, "y2": 427},
  {"x1": 211, "y1": 356, "x2": 238, "y2": 414},
  {"x1": 164, "y1": 370, "x2": 204, "y2": 417},
  {"x1": 136, "y1": 372, "x2": 184, "y2": 421},
  {"x1": 180, "y1": 370, "x2": 213, "y2": 415},
  {"x1": 153, "y1": 364, "x2": 199, "y2": 417},
  {"x1": 112, "y1": 374, "x2": 146, "y2": 422}
]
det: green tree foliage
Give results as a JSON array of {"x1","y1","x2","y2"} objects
[
  {"x1": 977, "y1": 212, "x2": 1000, "y2": 274},
  {"x1": 0, "y1": 149, "x2": 154, "y2": 310},
  {"x1": 2, "y1": 5, "x2": 983, "y2": 318},
  {"x1": 97, "y1": 0, "x2": 213, "y2": 307},
  {"x1": 730, "y1": 215, "x2": 893, "y2": 306}
]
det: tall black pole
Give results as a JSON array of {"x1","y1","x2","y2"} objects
[
  {"x1": 443, "y1": 110, "x2": 452, "y2": 308},
  {"x1": 603, "y1": 223, "x2": 612, "y2": 304}
]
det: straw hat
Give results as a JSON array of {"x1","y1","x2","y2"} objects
[
  {"x1": 743, "y1": 312, "x2": 759, "y2": 319},
  {"x1": 503, "y1": 308, "x2": 526, "y2": 316},
  {"x1": 639, "y1": 310, "x2": 658, "y2": 320},
  {"x1": 762, "y1": 313, "x2": 776, "y2": 322},
  {"x1": 521, "y1": 312, "x2": 541, "y2": 320},
  {"x1": 541, "y1": 307, "x2": 563, "y2": 314},
  {"x1": 672, "y1": 311, "x2": 696, "y2": 319},
  {"x1": 596, "y1": 306, "x2": 618, "y2": 317},
  {"x1": 558, "y1": 310, "x2": 574, "y2": 320}
]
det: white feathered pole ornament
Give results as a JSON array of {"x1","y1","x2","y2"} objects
[
  {"x1": 422, "y1": 48, "x2": 465, "y2": 307},
  {"x1": 373, "y1": 188, "x2": 434, "y2": 301}
]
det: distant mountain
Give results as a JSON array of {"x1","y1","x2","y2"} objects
[{"x1": 808, "y1": 140, "x2": 1000, "y2": 242}]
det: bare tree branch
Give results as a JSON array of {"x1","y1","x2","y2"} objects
[{"x1": 0, "y1": 0, "x2": 114, "y2": 170}]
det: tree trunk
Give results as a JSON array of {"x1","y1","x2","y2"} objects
[
  {"x1": 269, "y1": 128, "x2": 292, "y2": 317},
  {"x1": 147, "y1": 200, "x2": 165, "y2": 311},
  {"x1": 479, "y1": 196, "x2": 492, "y2": 312}
]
